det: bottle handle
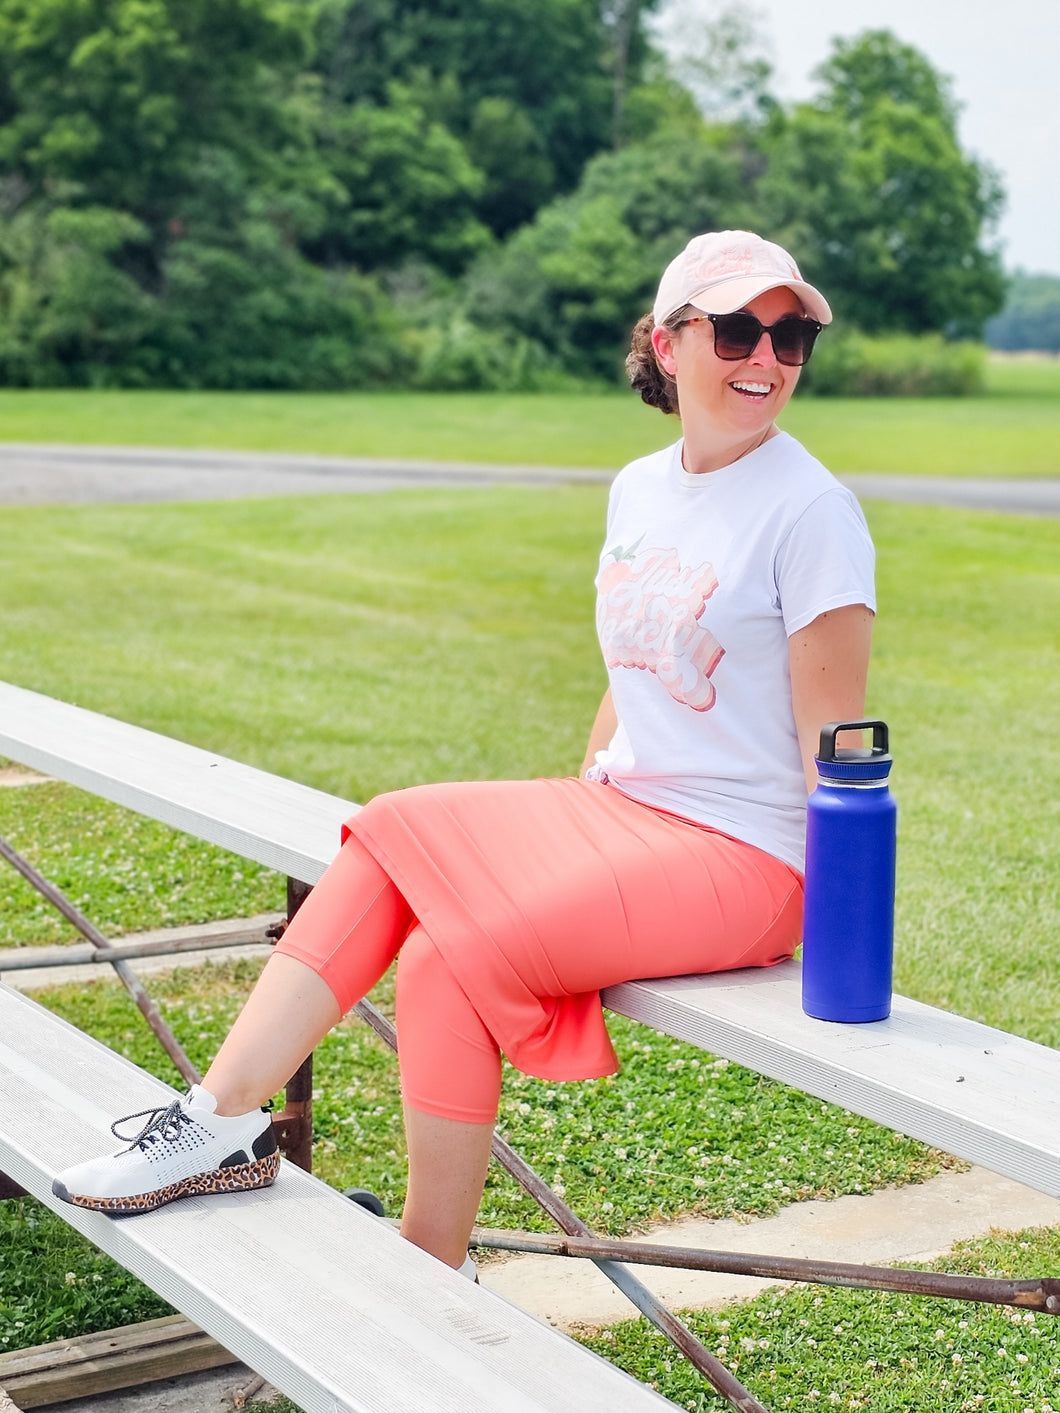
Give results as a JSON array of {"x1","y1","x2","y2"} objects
[{"x1": 818, "y1": 720, "x2": 889, "y2": 762}]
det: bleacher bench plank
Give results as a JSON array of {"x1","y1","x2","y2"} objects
[
  {"x1": 0, "y1": 681, "x2": 352, "y2": 885},
  {"x1": 0, "y1": 983, "x2": 670, "y2": 1413}
]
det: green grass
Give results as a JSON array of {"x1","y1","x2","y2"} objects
[
  {"x1": 1, "y1": 486, "x2": 1056, "y2": 1405},
  {"x1": 580, "y1": 1226, "x2": 1060, "y2": 1412},
  {"x1": 1, "y1": 489, "x2": 1057, "y2": 1043},
  {"x1": 870, "y1": 501, "x2": 1060, "y2": 1045},
  {"x1": 783, "y1": 393, "x2": 1060, "y2": 477},
  {"x1": 0, "y1": 1200, "x2": 172, "y2": 1352},
  {"x1": 985, "y1": 353, "x2": 1060, "y2": 398},
  {"x1": 0, "y1": 353, "x2": 1057, "y2": 475},
  {"x1": 0, "y1": 783, "x2": 282, "y2": 947},
  {"x1": 0, "y1": 488, "x2": 607, "y2": 801}
]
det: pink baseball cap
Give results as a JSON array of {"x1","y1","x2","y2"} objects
[{"x1": 652, "y1": 230, "x2": 832, "y2": 326}]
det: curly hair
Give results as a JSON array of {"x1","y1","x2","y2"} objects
[{"x1": 625, "y1": 309, "x2": 690, "y2": 416}]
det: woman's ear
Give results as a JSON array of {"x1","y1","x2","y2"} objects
[{"x1": 651, "y1": 324, "x2": 680, "y2": 378}]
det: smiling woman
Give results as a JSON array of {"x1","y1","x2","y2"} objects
[{"x1": 51, "y1": 228, "x2": 876, "y2": 1298}]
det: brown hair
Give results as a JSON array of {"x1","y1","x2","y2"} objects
[{"x1": 625, "y1": 309, "x2": 688, "y2": 416}]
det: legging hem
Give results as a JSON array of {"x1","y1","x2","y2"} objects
[{"x1": 401, "y1": 1091, "x2": 498, "y2": 1125}]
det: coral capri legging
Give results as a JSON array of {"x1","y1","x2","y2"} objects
[{"x1": 275, "y1": 776, "x2": 803, "y2": 1125}]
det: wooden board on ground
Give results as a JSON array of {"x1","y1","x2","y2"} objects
[{"x1": 0, "y1": 1315, "x2": 236, "y2": 1409}]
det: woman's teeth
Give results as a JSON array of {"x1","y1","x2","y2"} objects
[{"x1": 732, "y1": 380, "x2": 771, "y2": 396}]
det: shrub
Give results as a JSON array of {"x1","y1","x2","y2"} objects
[
  {"x1": 0, "y1": 198, "x2": 413, "y2": 391},
  {"x1": 801, "y1": 330, "x2": 987, "y2": 396},
  {"x1": 405, "y1": 317, "x2": 566, "y2": 392}
]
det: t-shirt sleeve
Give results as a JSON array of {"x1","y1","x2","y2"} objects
[
  {"x1": 604, "y1": 467, "x2": 626, "y2": 539},
  {"x1": 773, "y1": 487, "x2": 877, "y2": 636}
]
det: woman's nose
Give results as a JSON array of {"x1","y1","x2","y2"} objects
[{"x1": 746, "y1": 330, "x2": 778, "y2": 367}]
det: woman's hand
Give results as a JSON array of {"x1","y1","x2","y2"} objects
[
  {"x1": 580, "y1": 688, "x2": 617, "y2": 778},
  {"x1": 789, "y1": 605, "x2": 875, "y2": 794}
]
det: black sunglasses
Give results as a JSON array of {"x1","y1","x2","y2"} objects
[{"x1": 682, "y1": 311, "x2": 822, "y2": 367}]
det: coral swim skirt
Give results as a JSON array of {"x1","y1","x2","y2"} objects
[{"x1": 345, "y1": 776, "x2": 803, "y2": 1083}]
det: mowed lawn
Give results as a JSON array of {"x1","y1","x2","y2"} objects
[
  {"x1": 0, "y1": 355, "x2": 1057, "y2": 476},
  {"x1": 2, "y1": 486, "x2": 1057, "y2": 1413},
  {"x1": 1, "y1": 485, "x2": 1057, "y2": 1046}
]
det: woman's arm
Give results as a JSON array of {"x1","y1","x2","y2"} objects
[
  {"x1": 789, "y1": 605, "x2": 875, "y2": 794},
  {"x1": 580, "y1": 688, "x2": 617, "y2": 778}
]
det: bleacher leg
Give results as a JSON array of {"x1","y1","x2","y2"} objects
[{"x1": 0, "y1": 1172, "x2": 29, "y2": 1201}]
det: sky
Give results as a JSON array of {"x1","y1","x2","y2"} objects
[{"x1": 664, "y1": 1, "x2": 1058, "y2": 276}]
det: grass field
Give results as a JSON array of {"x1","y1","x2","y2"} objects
[
  {"x1": 2, "y1": 487, "x2": 1057, "y2": 1044},
  {"x1": 0, "y1": 355, "x2": 1057, "y2": 476},
  {"x1": 1, "y1": 483, "x2": 1056, "y2": 1409}
]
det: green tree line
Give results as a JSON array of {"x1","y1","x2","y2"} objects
[
  {"x1": 985, "y1": 272, "x2": 1060, "y2": 353},
  {"x1": 0, "y1": 1, "x2": 1007, "y2": 390}
]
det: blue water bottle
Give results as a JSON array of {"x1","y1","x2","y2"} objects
[{"x1": 801, "y1": 720, "x2": 896, "y2": 1023}]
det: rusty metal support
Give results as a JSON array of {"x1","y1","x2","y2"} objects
[
  {"x1": 0, "y1": 1172, "x2": 28, "y2": 1201},
  {"x1": 351, "y1": 995, "x2": 770, "y2": 1413},
  {"x1": 268, "y1": 878, "x2": 315, "y2": 1173},
  {"x1": 0, "y1": 921, "x2": 278, "y2": 972},
  {"x1": 0, "y1": 833, "x2": 200, "y2": 1087},
  {"x1": 467, "y1": 1225, "x2": 1060, "y2": 1316}
]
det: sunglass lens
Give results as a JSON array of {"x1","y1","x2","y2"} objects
[
  {"x1": 771, "y1": 317, "x2": 820, "y2": 366},
  {"x1": 712, "y1": 313, "x2": 761, "y2": 359}
]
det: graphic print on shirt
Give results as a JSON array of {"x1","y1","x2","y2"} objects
[{"x1": 597, "y1": 539, "x2": 725, "y2": 711}]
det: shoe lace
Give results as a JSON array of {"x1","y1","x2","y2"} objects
[{"x1": 110, "y1": 1100, "x2": 193, "y2": 1153}]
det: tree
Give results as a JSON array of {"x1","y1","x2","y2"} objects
[
  {"x1": 758, "y1": 31, "x2": 1005, "y2": 337},
  {"x1": 0, "y1": 0, "x2": 405, "y2": 387},
  {"x1": 0, "y1": 203, "x2": 155, "y2": 385},
  {"x1": 468, "y1": 132, "x2": 754, "y2": 376},
  {"x1": 311, "y1": 0, "x2": 642, "y2": 227},
  {"x1": 0, "y1": 0, "x2": 316, "y2": 220},
  {"x1": 305, "y1": 85, "x2": 491, "y2": 274}
]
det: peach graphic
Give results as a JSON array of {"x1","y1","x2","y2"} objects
[{"x1": 597, "y1": 545, "x2": 724, "y2": 711}]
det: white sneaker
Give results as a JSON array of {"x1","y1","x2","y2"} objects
[{"x1": 52, "y1": 1085, "x2": 280, "y2": 1216}]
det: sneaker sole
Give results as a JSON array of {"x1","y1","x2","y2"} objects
[{"x1": 53, "y1": 1150, "x2": 281, "y2": 1216}]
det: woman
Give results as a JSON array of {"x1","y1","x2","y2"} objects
[{"x1": 54, "y1": 230, "x2": 875, "y2": 1283}]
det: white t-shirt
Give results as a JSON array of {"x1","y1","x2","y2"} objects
[{"x1": 587, "y1": 432, "x2": 876, "y2": 871}]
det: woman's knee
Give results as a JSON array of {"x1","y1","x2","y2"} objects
[
  {"x1": 396, "y1": 930, "x2": 502, "y2": 1123},
  {"x1": 394, "y1": 926, "x2": 444, "y2": 996}
]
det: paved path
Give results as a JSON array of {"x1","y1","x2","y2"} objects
[
  {"x1": 1, "y1": 442, "x2": 1058, "y2": 515},
  {"x1": 0, "y1": 443, "x2": 611, "y2": 503}
]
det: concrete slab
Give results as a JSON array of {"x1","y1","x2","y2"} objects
[{"x1": 0, "y1": 766, "x2": 49, "y2": 788}]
